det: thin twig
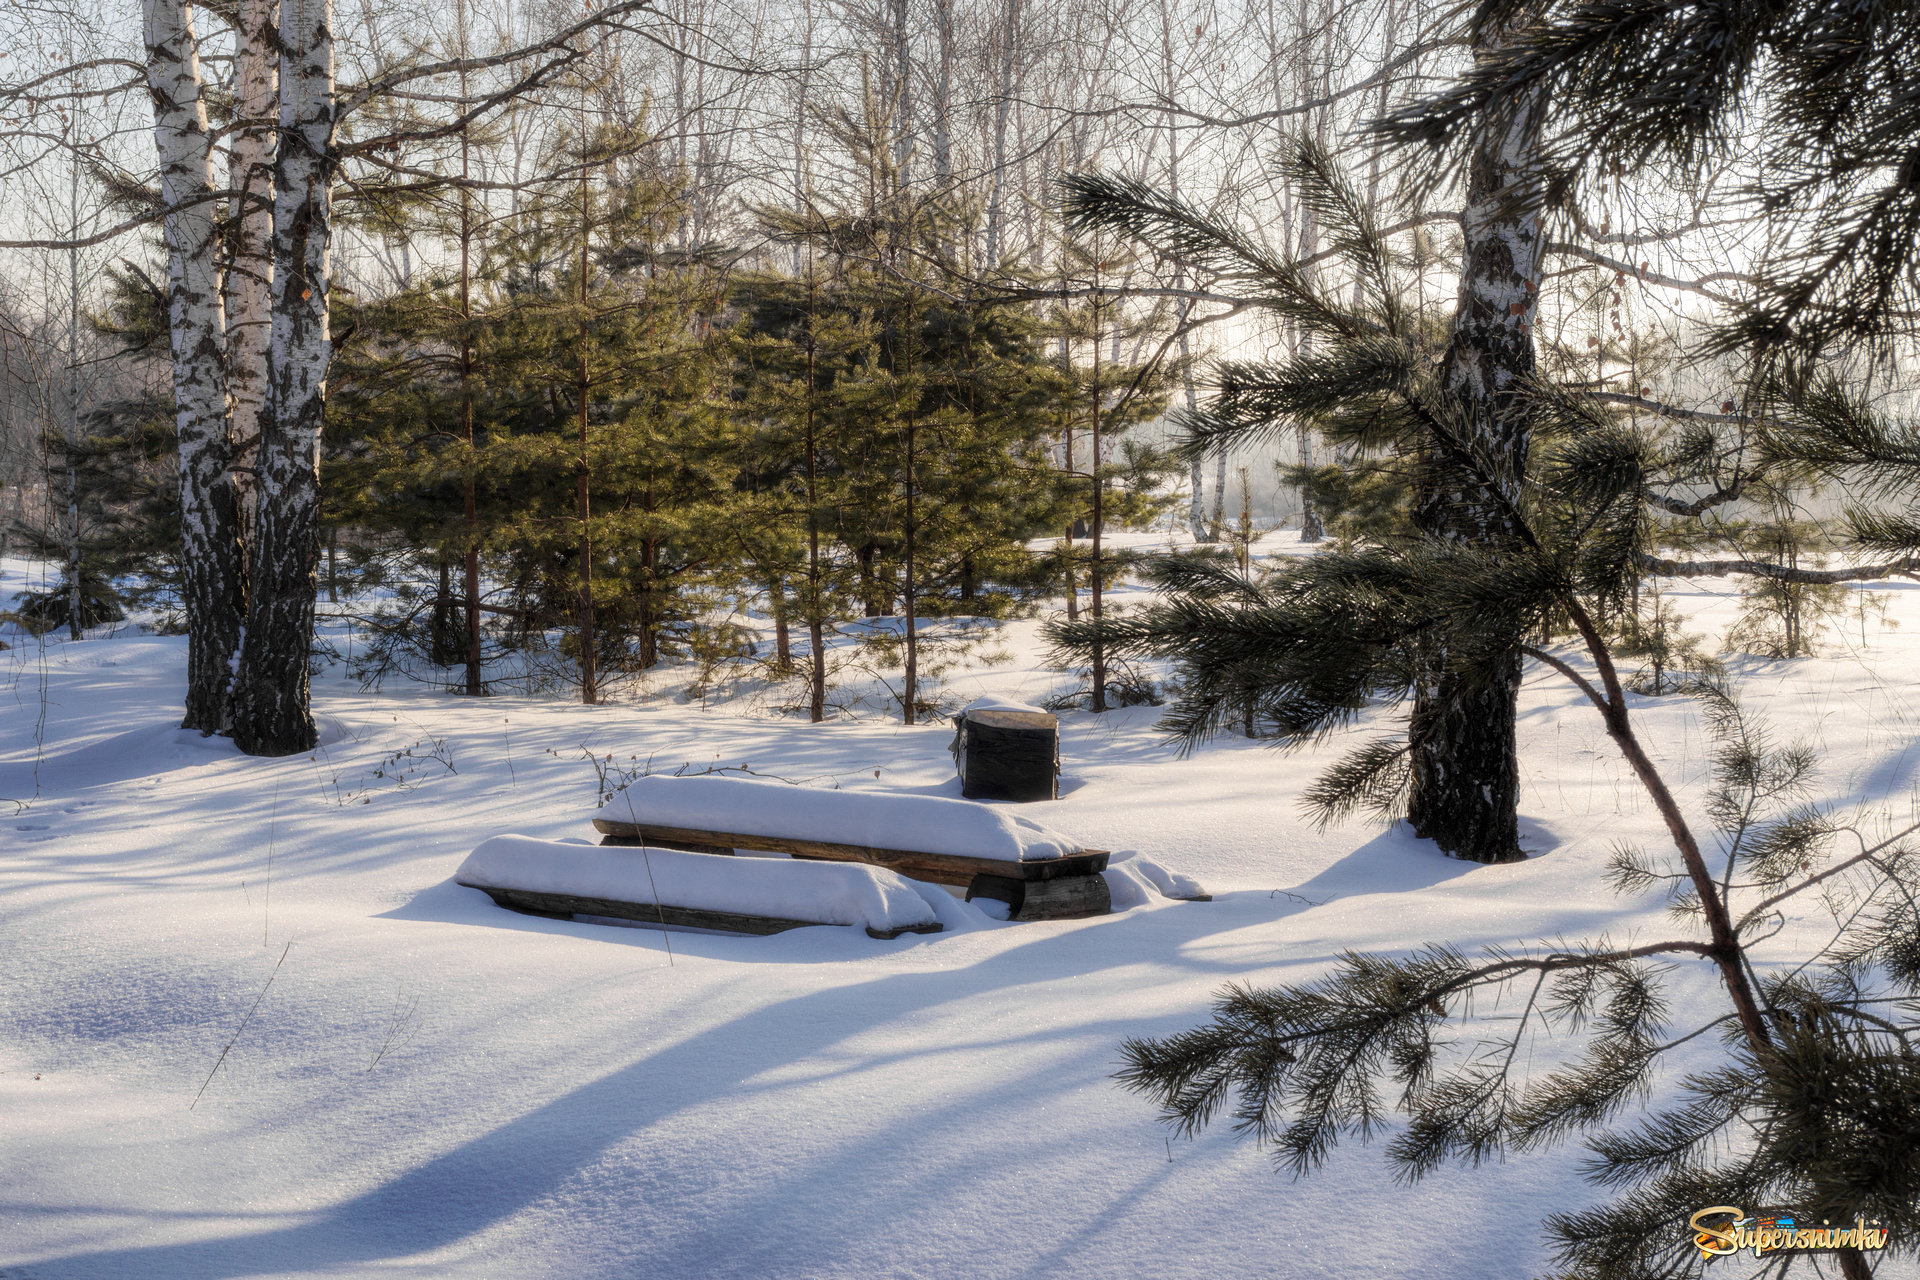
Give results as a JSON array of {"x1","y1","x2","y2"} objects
[
  {"x1": 366, "y1": 992, "x2": 420, "y2": 1072},
  {"x1": 192, "y1": 941, "x2": 291, "y2": 1109},
  {"x1": 263, "y1": 783, "x2": 280, "y2": 946},
  {"x1": 621, "y1": 787, "x2": 673, "y2": 965}
]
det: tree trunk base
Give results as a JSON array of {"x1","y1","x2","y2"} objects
[{"x1": 1407, "y1": 652, "x2": 1525, "y2": 864}]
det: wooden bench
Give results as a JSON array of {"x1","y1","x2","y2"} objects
[
  {"x1": 592, "y1": 817, "x2": 1113, "y2": 921},
  {"x1": 457, "y1": 836, "x2": 946, "y2": 940},
  {"x1": 474, "y1": 884, "x2": 942, "y2": 940}
]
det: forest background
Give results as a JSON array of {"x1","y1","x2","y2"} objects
[{"x1": 0, "y1": 0, "x2": 1819, "y2": 737}]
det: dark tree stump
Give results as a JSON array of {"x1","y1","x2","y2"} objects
[{"x1": 950, "y1": 707, "x2": 1059, "y2": 802}]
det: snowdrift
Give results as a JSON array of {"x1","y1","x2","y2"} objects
[{"x1": 1101, "y1": 851, "x2": 1209, "y2": 909}]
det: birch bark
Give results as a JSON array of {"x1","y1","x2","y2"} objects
[
  {"x1": 888, "y1": 0, "x2": 911, "y2": 184},
  {"x1": 1158, "y1": 0, "x2": 1208, "y2": 543},
  {"x1": 1404, "y1": 15, "x2": 1546, "y2": 862},
  {"x1": 225, "y1": 0, "x2": 275, "y2": 556},
  {"x1": 66, "y1": 140, "x2": 82, "y2": 643},
  {"x1": 1296, "y1": 7, "x2": 1332, "y2": 544},
  {"x1": 930, "y1": 0, "x2": 954, "y2": 187},
  {"x1": 983, "y1": 0, "x2": 1020, "y2": 263},
  {"x1": 233, "y1": 0, "x2": 333, "y2": 755},
  {"x1": 144, "y1": 0, "x2": 246, "y2": 732}
]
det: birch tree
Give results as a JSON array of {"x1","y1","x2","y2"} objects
[
  {"x1": 143, "y1": 0, "x2": 246, "y2": 732},
  {"x1": 225, "y1": 0, "x2": 275, "y2": 552},
  {"x1": 226, "y1": 0, "x2": 688, "y2": 750},
  {"x1": 231, "y1": 0, "x2": 334, "y2": 755},
  {"x1": 1400, "y1": 8, "x2": 1546, "y2": 864}
]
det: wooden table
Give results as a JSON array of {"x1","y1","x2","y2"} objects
[{"x1": 591, "y1": 816, "x2": 1113, "y2": 921}]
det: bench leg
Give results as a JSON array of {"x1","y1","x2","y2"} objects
[{"x1": 965, "y1": 872, "x2": 1111, "y2": 921}]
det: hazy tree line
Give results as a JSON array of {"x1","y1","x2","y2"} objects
[
  {"x1": 0, "y1": 0, "x2": 1492, "y2": 746},
  {"x1": 0, "y1": 0, "x2": 1871, "y2": 826}
]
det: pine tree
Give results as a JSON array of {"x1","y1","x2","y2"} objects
[
  {"x1": 324, "y1": 268, "x2": 512, "y2": 687},
  {"x1": 1042, "y1": 233, "x2": 1178, "y2": 712},
  {"x1": 746, "y1": 106, "x2": 1082, "y2": 722},
  {"x1": 1057, "y1": 145, "x2": 1912, "y2": 1280},
  {"x1": 475, "y1": 133, "x2": 734, "y2": 700},
  {"x1": 734, "y1": 259, "x2": 880, "y2": 721}
]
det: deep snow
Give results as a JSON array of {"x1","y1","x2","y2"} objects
[{"x1": 5, "y1": 540, "x2": 1920, "y2": 1279}]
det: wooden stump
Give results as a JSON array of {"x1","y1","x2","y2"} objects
[{"x1": 950, "y1": 708, "x2": 1059, "y2": 802}]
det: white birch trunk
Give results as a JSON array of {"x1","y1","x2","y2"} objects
[
  {"x1": 889, "y1": 0, "x2": 912, "y2": 185},
  {"x1": 66, "y1": 146, "x2": 82, "y2": 643},
  {"x1": 1157, "y1": 0, "x2": 1209, "y2": 544},
  {"x1": 983, "y1": 0, "x2": 1020, "y2": 263},
  {"x1": 1299, "y1": 7, "x2": 1330, "y2": 544},
  {"x1": 791, "y1": 0, "x2": 813, "y2": 275},
  {"x1": 931, "y1": 0, "x2": 954, "y2": 186},
  {"x1": 225, "y1": 0, "x2": 275, "y2": 554},
  {"x1": 144, "y1": 0, "x2": 246, "y2": 731},
  {"x1": 233, "y1": 0, "x2": 333, "y2": 755},
  {"x1": 1405, "y1": 14, "x2": 1547, "y2": 862}
]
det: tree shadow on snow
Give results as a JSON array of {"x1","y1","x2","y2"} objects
[
  {"x1": 1274, "y1": 825, "x2": 1490, "y2": 903},
  {"x1": 18, "y1": 904, "x2": 1287, "y2": 1280}
]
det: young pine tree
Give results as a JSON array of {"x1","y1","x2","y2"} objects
[
  {"x1": 482, "y1": 133, "x2": 735, "y2": 699},
  {"x1": 1042, "y1": 232, "x2": 1178, "y2": 712}
]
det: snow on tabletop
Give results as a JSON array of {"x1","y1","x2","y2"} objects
[
  {"x1": 456, "y1": 834, "x2": 938, "y2": 934},
  {"x1": 958, "y1": 693, "x2": 1050, "y2": 716},
  {"x1": 595, "y1": 772, "x2": 1084, "y2": 861}
]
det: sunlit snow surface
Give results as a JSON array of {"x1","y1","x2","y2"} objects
[{"x1": 5, "y1": 539, "x2": 1920, "y2": 1279}]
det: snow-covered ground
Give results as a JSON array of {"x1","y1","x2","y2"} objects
[{"x1": 5, "y1": 542, "x2": 1920, "y2": 1279}]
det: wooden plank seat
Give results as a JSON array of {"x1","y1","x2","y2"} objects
[
  {"x1": 456, "y1": 836, "x2": 945, "y2": 940},
  {"x1": 475, "y1": 885, "x2": 941, "y2": 940},
  {"x1": 591, "y1": 775, "x2": 1113, "y2": 922}
]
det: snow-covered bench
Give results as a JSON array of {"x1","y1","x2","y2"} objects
[
  {"x1": 591, "y1": 774, "x2": 1114, "y2": 921},
  {"x1": 456, "y1": 835, "x2": 945, "y2": 939}
]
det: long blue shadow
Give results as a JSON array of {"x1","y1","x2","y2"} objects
[{"x1": 24, "y1": 908, "x2": 1231, "y2": 1280}]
